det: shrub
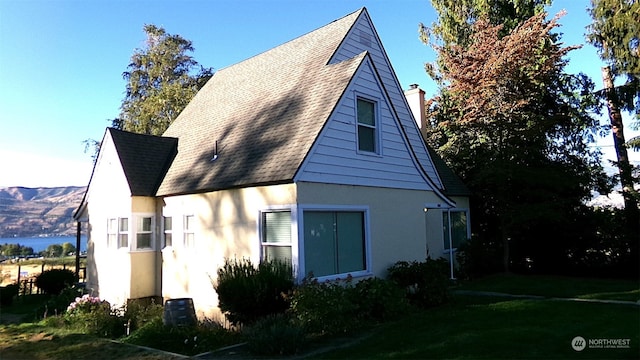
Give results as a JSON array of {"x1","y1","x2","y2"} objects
[
  {"x1": 289, "y1": 276, "x2": 359, "y2": 335},
  {"x1": 123, "y1": 317, "x2": 240, "y2": 356},
  {"x1": 289, "y1": 275, "x2": 407, "y2": 335},
  {"x1": 244, "y1": 313, "x2": 307, "y2": 356},
  {"x1": 64, "y1": 295, "x2": 125, "y2": 337},
  {"x1": 35, "y1": 268, "x2": 76, "y2": 295},
  {"x1": 214, "y1": 258, "x2": 294, "y2": 325},
  {"x1": 124, "y1": 298, "x2": 164, "y2": 332},
  {"x1": 352, "y1": 277, "x2": 409, "y2": 321},
  {"x1": 387, "y1": 258, "x2": 452, "y2": 307},
  {"x1": 0, "y1": 283, "x2": 19, "y2": 306},
  {"x1": 38, "y1": 286, "x2": 83, "y2": 318},
  {"x1": 456, "y1": 235, "x2": 502, "y2": 279}
]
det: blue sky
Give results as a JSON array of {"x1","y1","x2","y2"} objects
[{"x1": 0, "y1": 0, "x2": 637, "y2": 188}]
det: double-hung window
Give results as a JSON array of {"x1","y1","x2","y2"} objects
[
  {"x1": 261, "y1": 211, "x2": 292, "y2": 263},
  {"x1": 443, "y1": 210, "x2": 469, "y2": 251},
  {"x1": 356, "y1": 98, "x2": 377, "y2": 153},
  {"x1": 183, "y1": 215, "x2": 195, "y2": 248},
  {"x1": 303, "y1": 211, "x2": 366, "y2": 278},
  {"x1": 107, "y1": 218, "x2": 117, "y2": 248},
  {"x1": 162, "y1": 216, "x2": 173, "y2": 248},
  {"x1": 136, "y1": 216, "x2": 153, "y2": 250},
  {"x1": 118, "y1": 218, "x2": 129, "y2": 248}
]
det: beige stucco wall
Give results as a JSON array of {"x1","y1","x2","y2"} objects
[
  {"x1": 161, "y1": 183, "x2": 297, "y2": 319},
  {"x1": 160, "y1": 181, "x2": 465, "y2": 319},
  {"x1": 297, "y1": 182, "x2": 448, "y2": 278}
]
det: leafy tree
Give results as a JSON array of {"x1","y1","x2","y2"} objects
[
  {"x1": 1, "y1": 243, "x2": 20, "y2": 257},
  {"x1": 45, "y1": 244, "x2": 63, "y2": 258},
  {"x1": 84, "y1": 24, "x2": 212, "y2": 160},
  {"x1": 61, "y1": 242, "x2": 76, "y2": 256},
  {"x1": 421, "y1": 0, "x2": 550, "y2": 48},
  {"x1": 20, "y1": 246, "x2": 34, "y2": 256},
  {"x1": 587, "y1": 0, "x2": 639, "y2": 245},
  {"x1": 422, "y1": 4, "x2": 608, "y2": 272},
  {"x1": 116, "y1": 24, "x2": 213, "y2": 135}
]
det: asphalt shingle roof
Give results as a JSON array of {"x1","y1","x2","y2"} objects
[
  {"x1": 156, "y1": 9, "x2": 365, "y2": 196},
  {"x1": 426, "y1": 146, "x2": 471, "y2": 197},
  {"x1": 108, "y1": 128, "x2": 178, "y2": 196}
]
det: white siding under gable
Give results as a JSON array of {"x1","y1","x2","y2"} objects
[
  {"x1": 296, "y1": 57, "x2": 432, "y2": 191},
  {"x1": 329, "y1": 10, "x2": 444, "y2": 189}
]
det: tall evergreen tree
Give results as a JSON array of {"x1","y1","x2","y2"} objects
[
  {"x1": 587, "y1": 0, "x2": 640, "y2": 253},
  {"x1": 116, "y1": 24, "x2": 213, "y2": 135}
]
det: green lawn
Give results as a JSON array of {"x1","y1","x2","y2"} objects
[
  {"x1": 1, "y1": 274, "x2": 638, "y2": 359},
  {"x1": 315, "y1": 295, "x2": 640, "y2": 359},
  {"x1": 455, "y1": 273, "x2": 640, "y2": 301},
  {"x1": 0, "y1": 320, "x2": 178, "y2": 360}
]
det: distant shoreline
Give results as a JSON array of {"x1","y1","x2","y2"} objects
[{"x1": 0, "y1": 236, "x2": 88, "y2": 253}]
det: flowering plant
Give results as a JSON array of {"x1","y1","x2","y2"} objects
[{"x1": 66, "y1": 294, "x2": 106, "y2": 315}]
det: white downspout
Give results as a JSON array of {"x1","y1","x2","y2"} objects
[{"x1": 447, "y1": 209, "x2": 454, "y2": 280}]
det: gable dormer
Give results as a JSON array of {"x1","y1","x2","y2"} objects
[
  {"x1": 330, "y1": 9, "x2": 444, "y2": 189},
  {"x1": 296, "y1": 53, "x2": 436, "y2": 191}
]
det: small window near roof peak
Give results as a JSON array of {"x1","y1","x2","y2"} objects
[{"x1": 357, "y1": 98, "x2": 377, "y2": 153}]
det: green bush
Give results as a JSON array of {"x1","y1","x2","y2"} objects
[
  {"x1": 289, "y1": 276, "x2": 358, "y2": 335},
  {"x1": 456, "y1": 235, "x2": 502, "y2": 279},
  {"x1": 244, "y1": 313, "x2": 307, "y2": 356},
  {"x1": 38, "y1": 286, "x2": 83, "y2": 318},
  {"x1": 352, "y1": 277, "x2": 409, "y2": 321},
  {"x1": 387, "y1": 258, "x2": 452, "y2": 307},
  {"x1": 124, "y1": 298, "x2": 164, "y2": 332},
  {"x1": 35, "y1": 268, "x2": 76, "y2": 295},
  {"x1": 213, "y1": 258, "x2": 294, "y2": 325},
  {"x1": 289, "y1": 276, "x2": 408, "y2": 335},
  {"x1": 0, "y1": 283, "x2": 19, "y2": 306},
  {"x1": 123, "y1": 317, "x2": 239, "y2": 356},
  {"x1": 64, "y1": 295, "x2": 125, "y2": 338}
]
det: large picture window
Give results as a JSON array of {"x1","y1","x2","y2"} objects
[
  {"x1": 357, "y1": 98, "x2": 377, "y2": 153},
  {"x1": 443, "y1": 210, "x2": 468, "y2": 250},
  {"x1": 261, "y1": 211, "x2": 292, "y2": 263},
  {"x1": 303, "y1": 211, "x2": 366, "y2": 277}
]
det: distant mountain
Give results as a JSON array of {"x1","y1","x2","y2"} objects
[{"x1": 0, "y1": 186, "x2": 86, "y2": 238}]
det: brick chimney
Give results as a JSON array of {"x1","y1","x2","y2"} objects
[{"x1": 404, "y1": 84, "x2": 426, "y2": 129}]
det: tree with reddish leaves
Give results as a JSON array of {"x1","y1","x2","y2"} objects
[{"x1": 422, "y1": 8, "x2": 608, "y2": 273}]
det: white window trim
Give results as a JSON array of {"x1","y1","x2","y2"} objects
[
  {"x1": 107, "y1": 216, "x2": 130, "y2": 251},
  {"x1": 133, "y1": 214, "x2": 155, "y2": 251},
  {"x1": 183, "y1": 214, "x2": 196, "y2": 249},
  {"x1": 297, "y1": 204, "x2": 372, "y2": 282},
  {"x1": 442, "y1": 208, "x2": 470, "y2": 254},
  {"x1": 258, "y1": 205, "x2": 299, "y2": 278},
  {"x1": 106, "y1": 218, "x2": 118, "y2": 249},
  {"x1": 161, "y1": 215, "x2": 173, "y2": 250},
  {"x1": 354, "y1": 94, "x2": 382, "y2": 157}
]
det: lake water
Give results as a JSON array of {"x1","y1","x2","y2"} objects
[{"x1": 0, "y1": 236, "x2": 87, "y2": 253}]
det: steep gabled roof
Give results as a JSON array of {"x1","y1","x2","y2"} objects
[
  {"x1": 157, "y1": 9, "x2": 365, "y2": 196},
  {"x1": 108, "y1": 128, "x2": 178, "y2": 196},
  {"x1": 426, "y1": 146, "x2": 471, "y2": 197}
]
